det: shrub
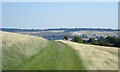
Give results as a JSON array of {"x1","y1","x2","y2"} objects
[
  {"x1": 114, "y1": 38, "x2": 120, "y2": 47},
  {"x1": 73, "y1": 36, "x2": 83, "y2": 43},
  {"x1": 106, "y1": 36, "x2": 117, "y2": 43},
  {"x1": 83, "y1": 40, "x2": 88, "y2": 44},
  {"x1": 64, "y1": 36, "x2": 68, "y2": 40}
]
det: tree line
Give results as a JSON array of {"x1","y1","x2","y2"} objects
[{"x1": 64, "y1": 36, "x2": 120, "y2": 48}]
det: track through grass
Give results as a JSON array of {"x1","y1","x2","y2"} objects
[{"x1": 16, "y1": 41, "x2": 84, "y2": 70}]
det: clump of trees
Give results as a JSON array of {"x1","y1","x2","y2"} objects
[
  {"x1": 114, "y1": 38, "x2": 120, "y2": 47},
  {"x1": 87, "y1": 36, "x2": 120, "y2": 47},
  {"x1": 64, "y1": 35, "x2": 120, "y2": 48},
  {"x1": 87, "y1": 38, "x2": 98, "y2": 45},
  {"x1": 72, "y1": 36, "x2": 83, "y2": 43}
]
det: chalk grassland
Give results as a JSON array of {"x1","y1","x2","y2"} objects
[
  {"x1": 1, "y1": 31, "x2": 48, "y2": 70},
  {"x1": 58, "y1": 40, "x2": 118, "y2": 70},
  {"x1": 2, "y1": 31, "x2": 118, "y2": 70},
  {"x1": 2, "y1": 31, "x2": 84, "y2": 70},
  {"x1": 16, "y1": 41, "x2": 84, "y2": 70}
]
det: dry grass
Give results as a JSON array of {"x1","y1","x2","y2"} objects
[
  {"x1": 1, "y1": 31, "x2": 48, "y2": 69},
  {"x1": 1, "y1": 31, "x2": 84, "y2": 70},
  {"x1": 58, "y1": 40, "x2": 118, "y2": 70},
  {"x1": 1, "y1": 31, "x2": 48, "y2": 57}
]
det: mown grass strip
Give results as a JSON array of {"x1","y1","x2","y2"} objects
[{"x1": 16, "y1": 41, "x2": 85, "y2": 70}]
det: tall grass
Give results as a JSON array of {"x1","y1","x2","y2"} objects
[
  {"x1": 2, "y1": 31, "x2": 84, "y2": 70},
  {"x1": 58, "y1": 40, "x2": 118, "y2": 70},
  {"x1": 1, "y1": 31, "x2": 48, "y2": 70}
]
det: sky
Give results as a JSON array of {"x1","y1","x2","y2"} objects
[
  {"x1": 1, "y1": 0, "x2": 119, "y2": 2},
  {"x1": 2, "y1": 2, "x2": 118, "y2": 29}
]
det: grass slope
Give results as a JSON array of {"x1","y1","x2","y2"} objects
[
  {"x1": 58, "y1": 40, "x2": 118, "y2": 70},
  {"x1": 16, "y1": 41, "x2": 84, "y2": 70},
  {"x1": 2, "y1": 31, "x2": 48, "y2": 70},
  {"x1": 2, "y1": 31, "x2": 84, "y2": 70}
]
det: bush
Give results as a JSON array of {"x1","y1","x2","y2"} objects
[
  {"x1": 96, "y1": 36, "x2": 118, "y2": 47},
  {"x1": 106, "y1": 36, "x2": 117, "y2": 43},
  {"x1": 73, "y1": 36, "x2": 83, "y2": 43},
  {"x1": 83, "y1": 40, "x2": 88, "y2": 44},
  {"x1": 88, "y1": 38, "x2": 95, "y2": 43},
  {"x1": 64, "y1": 36, "x2": 68, "y2": 40},
  {"x1": 114, "y1": 38, "x2": 120, "y2": 47}
]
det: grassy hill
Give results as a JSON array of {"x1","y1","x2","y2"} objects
[
  {"x1": 2, "y1": 31, "x2": 48, "y2": 70},
  {"x1": 2, "y1": 31, "x2": 84, "y2": 70},
  {"x1": 2, "y1": 31, "x2": 118, "y2": 70},
  {"x1": 58, "y1": 40, "x2": 118, "y2": 70}
]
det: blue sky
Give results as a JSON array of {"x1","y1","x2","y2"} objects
[
  {"x1": 2, "y1": 2, "x2": 118, "y2": 29},
  {"x1": 2, "y1": 0, "x2": 119, "y2": 2}
]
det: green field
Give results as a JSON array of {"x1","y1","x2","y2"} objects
[{"x1": 2, "y1": 31, "x2": 84, "y2": 70}]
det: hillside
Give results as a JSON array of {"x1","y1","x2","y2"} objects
[
  {"x1": 2, "y1": 31, "x2": 118, "y2": 70},
  {"x1": 58, "y1": 40, "x2": 118, "y2": 70},
  {"x1": 2, "y1": 31, "x2": 84, "y2": 70},
  {"x1": 2, "y1": 31, "x2": 48, "y2": 70}
]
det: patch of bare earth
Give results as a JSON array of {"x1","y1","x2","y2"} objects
[{"x1": 58, "y1": 40, "x2": 118, "y2": 70}]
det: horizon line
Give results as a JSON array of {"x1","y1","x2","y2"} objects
[{"x1": 0, "y1": 27, "x2": 119, "y2": 30}]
